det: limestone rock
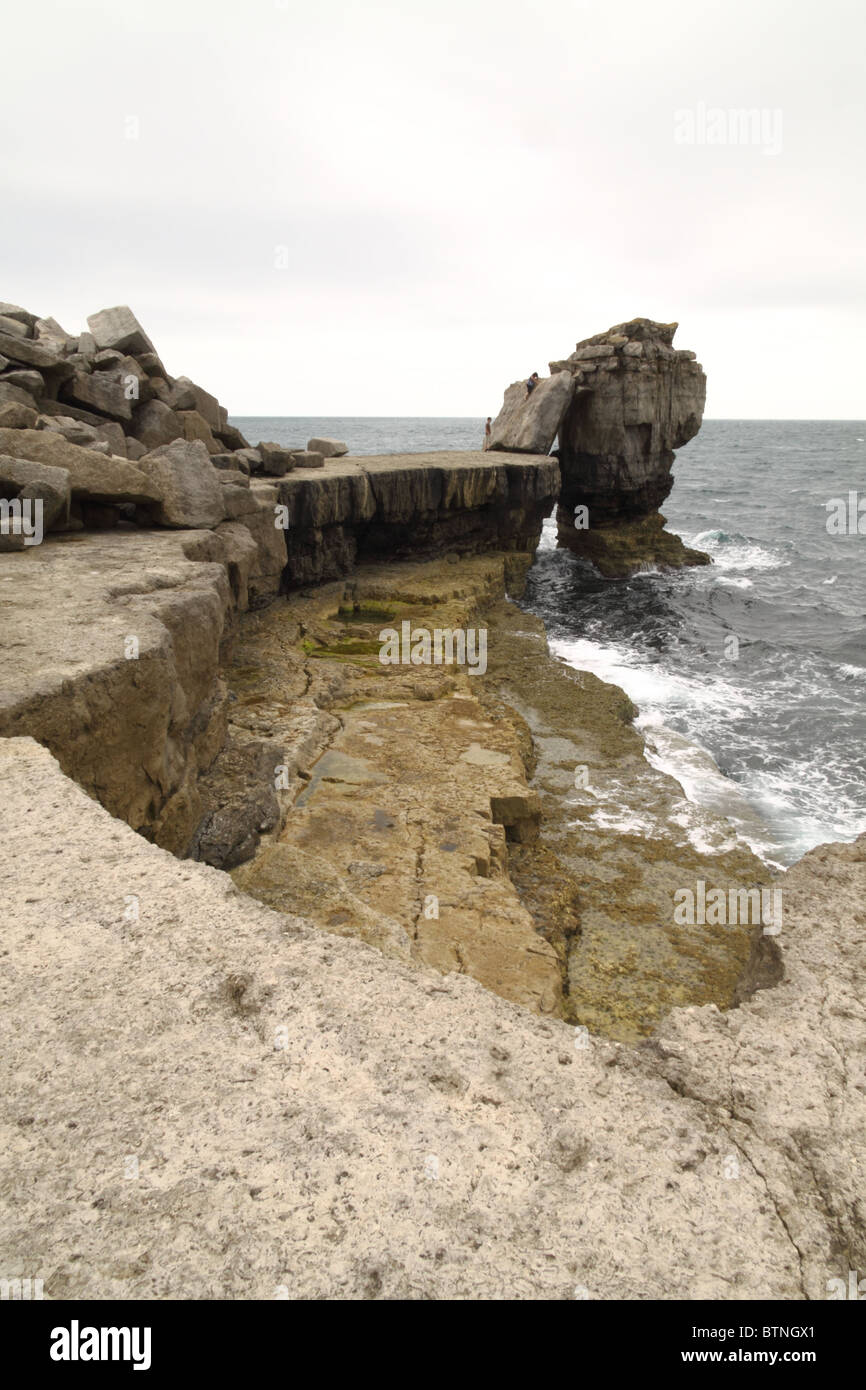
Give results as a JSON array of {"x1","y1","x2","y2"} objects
[
  {"x1": 131, "y1": 399, "x2": 184, "y2": 450},
  {"x1": 0, "y1": 428, "x2": 162, "y2": 505},
  {"x1": 61, "y1": 370, "x2": 133, "y2": 422},
  {"x1": 0, "y1": 381, "x2": 38, "y2": 411},
  {"x1": 0, "y1": 330, "x2": 62, "y2": 370},
  {"x1": 2, "y1": 369, "x2": 43, "y2": 397},
  {"x1": 137, "y1": 438, "x2": 226, "y2": 528},
  {"x1": 33, "y1": 316, "x2": 71, "y2": 347},
  {"x1": 556, "y1": 318, "x2": 706, "y2": 525},
  {"x1": 257, "y1": 441, "x2": 295, "y2": 477},
  {"x1": 307, "y1": 437, "x2": 348, "y2": 458},
  {"x1": 191, "y1": 737, "x2": 283, "y2": 869},
  {"x1": 178, "y1": 409, "x2": 220, "y2": 454},
  {"x1": 0, "y1": 302, "x2": 36, "y2": 330},
  {"x1": 173, "y1": 376, "x2": 221, "y2": 432},
  {"x1": 0, "y1": 314, "x2": 30, "y2": 339},
  {"x1": 0, "y1": 402, "x2": 38, "y2": 429},
  {"x1": 166, "y1": 379, "x2": 197, "y2": 412},
  {"x1": 36, "y1": 413, "x2": 99, "y2": 447},
  {"x1": 0, "y1": 455, "x2": 71, "y2": 533},
  {"x1": 217, "y1": 423, "x2": 251, "y2": 451},
  {"x1": 488, "y1": 371, "x2": 576, "y2": 455},
  {"x1": 86, "y1": 306, "x2": 156, "y2": 358},
  {"x1": 290, "y1": 450, "x2": 325, "y2": 469}
]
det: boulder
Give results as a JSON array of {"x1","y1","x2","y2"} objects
[
  {"x1": 488, "y1": 371, "x2": 576, "y2": 455},
  {"x1": 39, "y1": 415, "x2": 128, "y2": 458},
  {"x1": 233, "y1": 447, "x2": 260, "y2": 472},
  {"x1": 290, "y1": 450, "x2": 325, "y2": 469},
  {"x1": 125, "y1": 437, "x2": 147, "y2": 461},
  {"x1": 216, "y1": 469, "x2": 250, "y2": 489},
  {"x1": 60, "y1": 370, "x2": 133, "y2": 422},
  {"x1": 34, "y1": 316, "x2": 72, "y2": 349},
  {"x1": 75, "y1": 332, "x2": 98, "y2": 359},
  {"x1": 0, "y1": 455, "x2": 70, "y2": 534},
  {"x1": 216, "y1": 423, "x2": 250, "y2": 451},
  {"x1": 0, "y1": 402, "x2": 38, "y2": 430},
  {"x1": 92, "y1": 349, "x2": 125, "y2": 371},
  {"x1": 178, "y1": 409, "x2": 220, "y2": 454},
  {"x1": 166, "y1": 379, "x2": 197, "y2": 412},
  {"x1": 37, "y1": 398, "x2": 112, "y2": 429},
  {"x1": 1, "y1": 369, "x2": 44, "y2": 396},
  {"x1": 137, "y1": 438, "x2": 226, "y2": 528},
  {"x1": 210, "y1": 452, "x2": 247, "y2": 473},
  {"x1": 0, "y1": 429, "x2": 162, "y2": 505},
  {"x1": 307, "y1": 437, "x2": 348, "y2": 458},
  {"x1": 95, "y1": 355, "x2": 152, "y2": 403},
  {"x1": 36, "y1": 414, "x2": 99, "y2": 447},
  {"x1": 257, "y1": 441, "x2": 295, "y2": 477},
  {"x1": 0, "y1": 303, "x2": 36, "y2": 331},
  {"x1": 173, "y1": 376, "x2": 221, "y2": 432},
  {"x1": 0, "y1": 330, "x2": 63, "y2": 370},
  {"x1": 0, "y1": 315, "x2": 30, "y2": 340},
  {"x1": 0, "y1": 381, "x2": 39, "y2": 411},
  {"x1": 220, "y1": 485, "x2": 259, "y2": 520},
  {"x1": 131, "y1": 399, "x2": 184, "y2": 449},
  {"x1": 136, "y1": 352, "x2": 168, "y2": 378},
  {"x1": 86, "y1": 306, "x2": 156, "y2": 358}
]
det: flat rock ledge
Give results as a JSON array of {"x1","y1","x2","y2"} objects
[{"x1": 1, "y1": 736, "x2": 863, "y2": 1300}]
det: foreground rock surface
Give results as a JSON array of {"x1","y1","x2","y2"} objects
[{"x1": 1, "y1": 736, "x2": 863, "y2": 1299}]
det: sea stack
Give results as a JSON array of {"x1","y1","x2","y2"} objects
[{"x1": 490, "y1": 317, "x2": 710, "y2": 575}]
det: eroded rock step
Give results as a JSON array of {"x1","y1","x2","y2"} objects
[{"x1": 222, "y1": 551, "x2": 775, "y2": 1039}]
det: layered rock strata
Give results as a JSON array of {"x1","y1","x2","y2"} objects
[{"x1": 490, "y1": 318, "x2": 709, "y2": 575}]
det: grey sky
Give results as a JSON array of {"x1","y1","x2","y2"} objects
[{"x1": 2, "y1": 0, "x2": 864, "y2": 417}]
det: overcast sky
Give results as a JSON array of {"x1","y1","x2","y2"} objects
[{"x1": 2, "y1": 0, "x2": 864, "y2": 417}]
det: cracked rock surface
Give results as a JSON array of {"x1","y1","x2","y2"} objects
[{"x1": 1, "y1": 737, "x2": 862, "y2": 1299}]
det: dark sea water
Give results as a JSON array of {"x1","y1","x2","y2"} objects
[{"x1": 232, "y1": 416, "x2": 866, "y2": 867}]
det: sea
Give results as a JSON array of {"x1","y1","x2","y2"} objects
[{"x1": 233, "y1": 416, "x2": 866, "y2": 868}]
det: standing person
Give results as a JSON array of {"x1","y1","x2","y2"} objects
[
  {"x1": 525, "y1": 371, "x2": 540, "y2": 397},
  {"x1": 483, "y1": 416, "x2": 492, "y2": 450}
]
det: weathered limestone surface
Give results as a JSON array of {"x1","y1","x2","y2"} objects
[
  {"x1": 307, "y1": 436, "x2": 348, "y2": 458},
  {"x1": 138, "y1": 438, "x2": 226, "y2": 529},
  {"x1": 0, "y1": 428, "x2": 161, "y2": 505},
  {"x1": 554, "y1": 320, "x2": 707, "y2": 572},
  {"x1": 488, "y1": 371, "x2": 576, "y2": 455},
  {"x1": 228, "y1": 559, "x2": 561, "y2": 1015},
  {"x1": 271, "y1": 451, "x2": 560, "y2": 587},
  {"x1": 0, "y1": 735, "x2": 863, "y2": 1299},
  {"x1": 489, "y1": 318, "x2": 709, "y2": 575},
  {"x1": 0, "y1": 524, "x2": 283, "y2": 850}
]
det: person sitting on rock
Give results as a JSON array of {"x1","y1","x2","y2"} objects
[
  {"x1": 525, "y1": 372, "x2": 540, "y2": 397},
  {"x1": 483, "y1": 417, "x2": 492, "y2": 450}
]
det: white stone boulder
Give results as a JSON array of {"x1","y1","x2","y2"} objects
[{"x1": 138, "y1": 438, "x2": 226, "y2": 529}]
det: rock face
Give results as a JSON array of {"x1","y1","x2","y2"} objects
[
  {"x1": 488, "y1": 371, "x2": 576, "y2": 455},
  {"x1": 554, "y1": 320, "x2": 706, "y2": 565},
  {"x1": 1, "y1": 735, "x2": 864, "y2": 1300},
  {"x1": 138, "y1": 439, "x2": 226, "y2": 529},
  {"x1": 272, "y1": 450, "x2": 560, "y2": 587},
  {"x1": 489, "y1": 319, "x2": 708, "y2": 575}
]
